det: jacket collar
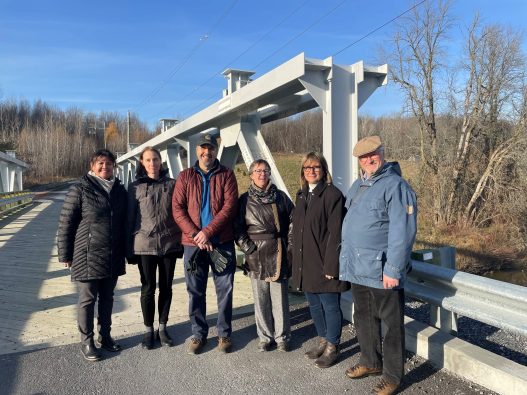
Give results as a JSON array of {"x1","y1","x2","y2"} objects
[
  {"x1": 360, "y1": 161, "x2": 402, "y2": 186},
  {"x1": 82, "y1": 174, "x2": 120, "y2": 195},
  {"x1": 136, "y1": 168, "x2": 170, "y2": 184},
  {"x1": 299, "y1": 181, "x2": 328, "y2": 198},
  {"x1": 193, "y1": 159, "x2": 221, "y2": 176}
]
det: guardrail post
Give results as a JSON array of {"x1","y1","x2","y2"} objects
[{"x1": 430, "y1": 246, "x2": 458, "y2": 334}]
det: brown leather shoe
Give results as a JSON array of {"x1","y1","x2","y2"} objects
[
  {"x1": 315, "y1": 342, "x2": 339, "y2": 368},
  {"x1": 345, "y1": 364, "x2": 382, "y2": 379},
  {"x1": 373, "y1": 378, "x2": 399, "y2": 395},
  {"x1": 217, "y1": 337, "x2": 232, "y2": 353},
  {"x1": 304, "y1": 338, "x2": 327, "y2": 359},
  {"x1": 187, "y1": 337, "x2": 207, "y2": 355}
]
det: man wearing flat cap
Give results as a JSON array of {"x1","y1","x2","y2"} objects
[
  {"x1": 339, "y1": 135, "x2": 417, "y2": 395},
  {"x1": 172, "y1": 133, "x2": 238, "y2": 354}
]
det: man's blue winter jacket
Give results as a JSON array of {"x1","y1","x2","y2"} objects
[{"x1": 339, "y1": 162, "x2": 417, "y2": 289}]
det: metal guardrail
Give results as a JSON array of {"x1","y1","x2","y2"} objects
[
  {"x1": 406, "y1": 259, "x2": 527, "y2": 337},
  {"x1": 0, "y1": 192, "x2": 34, "y2": 214}
]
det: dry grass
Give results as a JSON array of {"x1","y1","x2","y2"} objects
[{"x1": 234, "y1": 153, "x2": 304, "y2": 196}]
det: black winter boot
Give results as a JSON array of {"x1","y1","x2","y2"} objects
[
  {"x1": 304, "y1": 337, "x2": 327, "y2": 359},
  {"x1": 315, "y1": 342, "x2": 339, "y2": 368},
  {"x1": 81, "y1": 339, "x2": 102, "y2": 362},
  {"x1": 157, "y1": 328, "x2": 174, "y2": 347},
  {"x1": 142, "y1": 331, "x2": 155, "y2": 350}
]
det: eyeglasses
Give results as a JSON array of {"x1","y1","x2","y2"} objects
[
  {"x1": 303, "y1": 166, "x2": 322, "y2": 172},
  {"x1": 252, "y1": 169, "x2": 270, "y2": 175}
]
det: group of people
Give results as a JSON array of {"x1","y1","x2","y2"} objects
[{"x1": 57, "y1": 133, "x2": 416, "y2": 395}]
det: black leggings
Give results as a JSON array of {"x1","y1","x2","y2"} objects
[{"x1": 138, "y1": 255, "x2": 177, "y2": 326}]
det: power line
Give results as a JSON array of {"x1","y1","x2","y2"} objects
[
  {"x1": 251, "y1": 0, "x2": 347, "y2": 71},
  {"x1": 154, "y1": 0, "x2": 427, "y2": 122},
  {"x1": 133, "y1": 0, "x2": 239, "y2": 112},
  {"x1": 332, "y1": 0, "x2": 426, "y2": 56},
  {"x1": 151, "y1": 0, "x2": 312, "y2": 121},
  {"x1": 178, "y1": 0, "x2": 348, "y2": 118}
]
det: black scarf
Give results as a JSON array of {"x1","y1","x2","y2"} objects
[{"x1": 248, "y1": 182, "x2": 278, "y2": 204}]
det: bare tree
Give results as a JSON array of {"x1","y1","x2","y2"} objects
[
  {"x1": 385, "y1": 0, "x2": 453, "y2": 222},
  {"x1": 446, "y1": 19, "x2": 526, "y2": 225}
]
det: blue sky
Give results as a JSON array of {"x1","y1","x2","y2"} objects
[{"x1": 1, "y1": 0, "x2": 526, "y2": 130}]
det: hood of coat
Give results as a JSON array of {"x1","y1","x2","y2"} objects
[
  {"x1": 363, "y1": 161, "x2": 402, "y2": 185},
  {"x1": 135, "y1": 167, "x2": 169, "y2": 183}
]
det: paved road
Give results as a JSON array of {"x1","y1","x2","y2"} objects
[
  {"x1": 0, "y1": 193, "x2": 495, "y2": 394},
  {"x1": 0, "y1": 304, "x2": 493, "y2": 395}
]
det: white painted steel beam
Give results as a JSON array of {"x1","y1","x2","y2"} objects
[
  {"x1": 0, "y1": 151, "x2": 28, "y2": 193},
  {"x1": 116, "y1": 53, "x2": 387, "y2": 196}
]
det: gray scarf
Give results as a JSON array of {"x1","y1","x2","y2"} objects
[{"x1": 88, "y1": 171, "x2": 116, "y2": 195}]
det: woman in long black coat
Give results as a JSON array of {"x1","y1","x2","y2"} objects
[
  {"x1": 58, "y1": 149, "x2": 127, "y2": 362},
  {"x1": 291, "y1": 151, "x2": 350, "y2": 369}
]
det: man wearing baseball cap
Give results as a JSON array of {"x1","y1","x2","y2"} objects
[
  {"x1": 172, "y1": 133, "x2": 238, "y2": 355},
  {"x1": 339, "y1": 135, "x2": 417, "y2": 395}
]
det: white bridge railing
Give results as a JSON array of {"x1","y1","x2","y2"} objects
[
  {"x1": 341, "y1": 247, "x2": 527, "y2": 337},
  {"x1": 406, "y1": 259, "x2": 527, "y2": 337},
  {"x1": 0, "y1": 192, "x2": 34, "y2": 214}
]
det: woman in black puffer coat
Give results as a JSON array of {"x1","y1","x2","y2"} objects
[
  {"x1": 58, "y1": 149, "x2": 127, "y2": 362},
  {"x1": 127, "y1": 146, "x2": 182, "y2": 350},
  {"x1": 235, "y1": 159, "x2": 294, "y2": 352}
]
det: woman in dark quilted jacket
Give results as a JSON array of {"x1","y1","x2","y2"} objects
[
  {"x1": 126, "y1": 146, "x2": 182, "y2": 350},
  {"x1": 58, "y1": 149, "x2": 127, "y2": 362},
  {"x1": 234, "y1": 159, "x2": 294, "y2": 352}
]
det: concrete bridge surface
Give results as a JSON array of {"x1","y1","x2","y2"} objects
[{"x1": 0, "y1": 192, "x2": 496, "y2": 394}]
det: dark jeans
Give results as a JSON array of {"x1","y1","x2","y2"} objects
[
  {"x1": 183, "y1": 242, "x2": 235, "y2": 339},
  {"x1": 138, "y1": 254, "x2": 177, "y2": 326},
  {"x1": 305, "y1": 292, "x2": 343, "y2": 345},
  {"x1": 351, "y1": 283, "x2": 405, "y2": 385},
  {"x1": 77, "y1": 277, "x2": 118, "y2": 344}
]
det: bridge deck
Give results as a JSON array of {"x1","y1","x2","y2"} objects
[{"x1": 0, "y1": 192, "x2": 494, "y2": 394}]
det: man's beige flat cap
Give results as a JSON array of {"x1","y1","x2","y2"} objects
[{"x1": 353, "y1": 135, "x2": 382, "y2": 157}]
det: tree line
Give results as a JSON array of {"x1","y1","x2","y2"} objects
[{"x1": 0, "y1": 100, "x2": 153, "y2": 182}]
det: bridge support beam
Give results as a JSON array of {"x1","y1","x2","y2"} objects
[
  {"x1": 0, "y1": 152, "x2": 28, "y2": 193},
  {"x1": 163, "y1": 144, "x2": 184, "y2": 179}
]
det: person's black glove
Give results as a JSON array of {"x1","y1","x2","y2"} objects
[
  {"x1": 126, "y1": 255, "x2": 140, "y2": 265},
  {"x1": 209, "y1": 248, "x2": 229, "y2": 273},
  {"x1": 188, "y1": 248, "x2": 203, "y2": 275}
]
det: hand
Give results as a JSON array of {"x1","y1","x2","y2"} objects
[
  {"x1": 197, "y1": 241, "x2": 213, "y2": 251},
  {"x1": 383, "y1": 274, "x2": 399, "y2": 289},
  {"x1": 325, "y1": 274, "x2": 334, "y2": 280},
  {"x1": 193, "y1": 231, "x2": 209, "y2": 246},
  {"x1": 62, "y1": 261, "x2": 72, "y2": 268}
]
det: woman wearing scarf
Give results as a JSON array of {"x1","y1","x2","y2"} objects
[
  {"x1": 235, "y1": 159, "x2": 294, "y2": 352},
  {"x1": 58, "y1": 149, "x2": 127, "y2": 362},
  {"x1": 127, "y1": 146, "x2": 182, "y2": 350}
]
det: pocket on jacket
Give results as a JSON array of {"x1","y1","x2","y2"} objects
[
  {"x1": 339, "y1": 243, "x2": 353, "y2": 279},
  {"x1": 368, "y1": 200, "x2": 387, "y2": 220},
  {"x1": 353, "y1": 248, "x2": 384, "y2": 281}
]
